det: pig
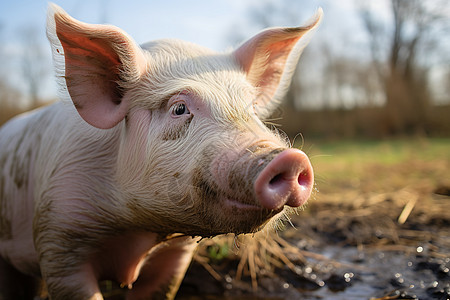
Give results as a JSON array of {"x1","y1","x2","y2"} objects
[{"x1": 0, "y1": 4, "x2": 321, "y2": 300}]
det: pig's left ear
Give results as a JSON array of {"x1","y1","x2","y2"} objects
[
  {"x1": 46, "y1": 4, "x2": 146, "y2": 129},
  {"x1": 233, "y1": 8, "x2": 322, "y2": 118}
]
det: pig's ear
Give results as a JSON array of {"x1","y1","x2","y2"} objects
[
  {"x1": 233, "y1": 8, "x2": 322, "y2": 118},
  {"x1": 46, "y1": 4, "x2": 146, "y2": 129}
]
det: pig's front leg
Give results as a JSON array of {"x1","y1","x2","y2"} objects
[
  {"x1": 35, "y1": 217, "x2": 105, "y2": 299},
  {"x1": 126, "y1": 236, "x2": 199, "y2": 300},
  {"x1": 42, "y1": 261, "x2": 103, "y2": 300}
]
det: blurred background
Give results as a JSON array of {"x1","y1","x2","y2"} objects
[
  {"x1": 1, "y1": 0, "x2": 449, "y2": 138},
  {"x1": 1, "y1": 0, "x2": 449, "y2": 299}
]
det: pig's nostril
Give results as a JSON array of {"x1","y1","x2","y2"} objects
[
  {"x1": 269, "y1": 174, "x2": 283, "y2": 186},
  {"x1": 269, "y1": 169, "x2": 310, "y2": 190},
  {"x1": 298, "y1": 172, "x2": 309, "y2": 187}
]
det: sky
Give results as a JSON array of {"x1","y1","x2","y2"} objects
[
  {"x1": 0, "y1": 0, "x2": 326, "y2": 50},
  {"x1": 0, "y1": 0, "x2": 393, "y2": 102}
]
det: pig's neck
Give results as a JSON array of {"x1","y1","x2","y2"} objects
[{"x1": 36, "y1": 113, "x2": 130, "y2": 230}]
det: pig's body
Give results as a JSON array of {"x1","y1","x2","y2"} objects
[
  {"x1": 0, "y1": 4, "x2": 321, "y2": 299},
  {"x1": 0, "y1": 101, "x2": 200, "y2": 299},
  {"x1": 0, "y1": 105, "x2": 59, "y2": 276}
]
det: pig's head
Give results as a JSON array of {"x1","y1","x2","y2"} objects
[{"x1": 47, "y1": 4, "x2": 321, "y2": 237}]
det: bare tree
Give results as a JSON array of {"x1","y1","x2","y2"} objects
[
  {"x1": 360, "y1": 0, "x2": 449, "y2": 135},
  {"x1": 0, "y1": 23, "x2": 22, "y2": 125},
  {"x1": 19, "y1": 25, "x2": 49, "y2": 107},
  {"x1": 0, "y1": 22, "x2": 8, "y2": 83},
  {"x1": 229, "y1": 0, "x2": 323, "y2": 109}
]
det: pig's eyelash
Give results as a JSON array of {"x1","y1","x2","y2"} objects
[
  {"x1": 263, "y1": 117, "x2": 283, "y2": 123},
  {"x1": 263, "y1": 121, "x2": 281, "y2": 127},
  {"x1": 170, "y1": 102, "x2": 190, "y2": 116},
  {"x1": 157, "y1": 93, "x2": 182, "y2": 111},
  {"x1": 158, "y1": 94, "x2": 174, "y2": 110}
]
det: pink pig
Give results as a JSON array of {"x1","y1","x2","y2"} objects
[{"x1": 0, "y1": 4, "x2": 321, "y2": 299}]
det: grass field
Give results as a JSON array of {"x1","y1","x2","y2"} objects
[{"x1": 303, "y1": 138, "x2": 449, "y2": 195}]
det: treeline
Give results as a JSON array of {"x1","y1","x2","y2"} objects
[
  {"x1": 277, "y1": 103, "x2": 450, "y2": 139},
  {"x1": 242, "y1": 0, "x2": 450, "y2": 139}
]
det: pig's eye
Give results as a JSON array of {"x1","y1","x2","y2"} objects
[{"x1": 171, "y1": 102, "x2": 190, "y2": 116}]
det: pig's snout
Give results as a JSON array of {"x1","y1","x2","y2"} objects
[{"x1": 254, "y1": 149, "x2": 314, "y2": 211}]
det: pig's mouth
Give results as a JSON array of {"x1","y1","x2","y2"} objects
[
  {"x1": 191, "y1": 168, "x2": 280, "y2": 235},
  {"x1": 224, "y1": 198, "x2": 261, "y2": 210},
  {"x1": 223, "y1": 196, "x2": 283, "y2": 214},
  {"x1": 214, "y1": 194, "x2": 281, "y2": 234},
  {"x1": 195, "y1": 169, "x2": 278, "y2": 213}
]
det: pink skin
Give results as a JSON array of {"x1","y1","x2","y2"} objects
[
  {"x1": 88, "y1": 233, "x2": 198, "y2": 296},
  {"x1": 254, "y1": 149, "x2": 314, "y2": 210},
  {"x1": 210, "y1": 145, "x2": 314, "y2": 213}
]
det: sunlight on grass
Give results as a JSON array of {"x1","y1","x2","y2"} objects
[{"x1": 298, "y1": 138, "x2": 450, "y2": 195}]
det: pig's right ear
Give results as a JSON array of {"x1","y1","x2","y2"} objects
[
  {"x1": 46, "y1": 4, "x2": 146, "y2": 129},
  {"x1": 233, "y1": 9, "x2": 322, "y2": 119}
]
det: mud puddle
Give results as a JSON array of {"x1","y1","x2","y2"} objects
[
  {"x1": 176, "y1": 244, "x2": 449, "y2": 300},
  {"x1": 294, "y1": 246, "x2": 449, "y2": 299}
]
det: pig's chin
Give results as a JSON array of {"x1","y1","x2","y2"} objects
[
  {"x1": 199, "y1": 193, "x2": 281, "y2": 236},
  {"x1": 221, "y1": 198, "x2": 281, "y2": 233}
]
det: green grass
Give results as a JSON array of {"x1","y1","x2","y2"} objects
[
  {"x1": 302, "y1": 138, "x2": 448, "y2": 164},
  {"x1": 298, "y1": 138, "x2": 450, "y2": 195}
]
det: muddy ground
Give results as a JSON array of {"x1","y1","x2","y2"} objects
[
  {"x1": 174, "y1": 183, "x2": 449, "y2": 300},
  {"x1": 101, "y1": 139, "x2": 450, "y2": 300}
]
